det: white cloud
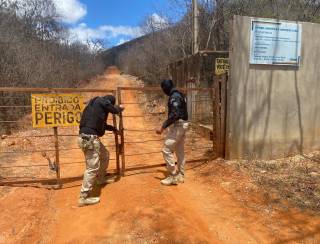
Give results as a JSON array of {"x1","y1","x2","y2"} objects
[
  {"x1": 116, "y1": 38, "x2": 129, "y2": 46},
  {"x1": 151, "y1": 13, "x2": 168, "y2": 25},
  {"x1": 52, "y1": 0, "x2": 87, "y2": 24},
  {"x1": 143, "y1": 13, "x2": 169, "y2": 33},
  {"x1": 69, "y1": 23, "x2": 104, "y2": 42},
  {"x1": 149, "y1": 13, "x2": 169, "y2": 29},
  {"x1": 3, "y1": 0, "x2": 142, "y2": 47},
  {"x1": 99, "y1": 25, "x2": 142, "y2": 38},
  {"x1": 69, "y1": 23, "x2": 142, "y2": 45},
  {"x1": 4, "y1": 0, "x2": 87, "y2": 24}
]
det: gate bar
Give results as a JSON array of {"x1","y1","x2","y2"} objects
[
  {"x1": 0, "y1": 87, "x2": 115, "y2": 93},
  {"x1": 112, "y1": 114, "x2": 120, "y2": 175},
  {"x1": 117, "y1": 87, "x2": 126, "y2": 176},
  {"x1": 53, "y1": 127, "x2": 61, "y2": 187}
]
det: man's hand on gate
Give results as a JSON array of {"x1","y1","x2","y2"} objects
[
  {"x1": 115, "y1": 105, "x2": 125, "y2": 113},
  {"x1": 156, "y1": 126, "x2": 164, "y2": 135},
  {"x1": 118, "y1": 104, "x2": 125, "y2": 112},
  {"x1": 113, "y1": 129, "x2": 120, "y2": 135}
]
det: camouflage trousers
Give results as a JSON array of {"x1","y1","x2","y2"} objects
[
  {"x1": 162, "y1": 121, "x2": 189, "y2": 176},
  {"x1": 78, "y1": 134, "x2": 109, "y2": 198}
]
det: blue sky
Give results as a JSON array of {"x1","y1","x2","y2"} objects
[{"x1": 52, "y1": 0, "x2": 172, "y2": 47}]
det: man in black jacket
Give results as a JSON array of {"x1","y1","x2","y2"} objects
[
  {"x1": 156, "y1": 79, "x2": 189, "y2": 186},
  {"x1": 78, "y1": 95, "x2": 124, "y2": 206}
]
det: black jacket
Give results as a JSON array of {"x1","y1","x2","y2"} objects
[
  {"x1": 79, "y1": 96, "x2": 122, "y2": 137},
  {"x1": 162, "y1": 89, "x2": 188, "y2": 129}
]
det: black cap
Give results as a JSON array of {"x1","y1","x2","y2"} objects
[{"x1": 161, "y1": 79, "x2": 174, "y2": 96}]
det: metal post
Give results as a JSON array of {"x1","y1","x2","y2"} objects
[
  {"x1": 192, "y1": 0, "x2": 199, "y2": 54},
  {"x1": 117, "y1": 87, "x2": 125, "y2": 176},
  {"x1": 112, "y1": 114, "x2": 120, "y2": 175},
  {"x1": 53, "y1": 126, "x2": 61, "y2": 187}
]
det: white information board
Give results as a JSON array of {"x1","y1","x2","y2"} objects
[{"x1": 250, "y1": 18, "x2": 302, "y2": 66}]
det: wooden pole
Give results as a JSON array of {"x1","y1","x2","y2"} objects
[
  {"x1": 213, "y1": 79, "x2": 222, "y2": 157},
  {"x1": 192, "y1": 0, "x2": 199, "y2": 54},
  {"x1": 220, "y1": 74, "x2": 227, "y2": 158},
  {"x1": 53, "y1": 127, "x2": 61, "y2": 187},
  {"x1": 117, "y1": 88, "x2": 126, "y2": 176},
  {"x1": 211, "y1": 88, "x2": 215, "y2": 153}
]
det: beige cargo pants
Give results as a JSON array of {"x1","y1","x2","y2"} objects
[
  {"x1": 162, "y1": 121, "x2": 189, "y2": 175},
  {"x1": 78, "y1": 134, "x2": 109, "y2": 198}
]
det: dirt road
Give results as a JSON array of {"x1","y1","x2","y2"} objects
[{"x1": 1, "y1": 71, "x2": 320, "y2": 243}]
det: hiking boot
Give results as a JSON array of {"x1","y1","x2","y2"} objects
[
  {"x1": 176, "y1": 173, "x2": 185, "y2": 183},
  {"x1": 160, "y1": 175, "x2": 178, "y2": 186},
  {"x1": 78, "y1": 197, "x2": 100, "y2": 207}
]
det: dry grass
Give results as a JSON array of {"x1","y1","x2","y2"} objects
[{"x1": 230, "y1": 152, "x2": 320, "y2": 212}]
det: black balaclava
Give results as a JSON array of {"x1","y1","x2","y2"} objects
[
  {"x1": 161, "y1": 79, "x2": 174, "y2": 96},
  {"x1": 103, "y1": 95, "x2": 116, "y2": 105}
]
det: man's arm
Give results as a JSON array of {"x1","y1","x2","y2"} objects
[
  {"x1": 156, "y1": 95, "x2": 181, "y2": 134},
  {"x1": 105, "y1": 124, "x2": 117, "y2": 132},
  {"x1": 99, "y1": 98, "x2": 124, "y2": 114},
  {"x1": 162, "y1": 96, "x2": 180, "y2": 129}
]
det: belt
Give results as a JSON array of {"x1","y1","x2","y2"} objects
[{"x1": 79, "y1": 133, "x2": 98, "y2": 140}]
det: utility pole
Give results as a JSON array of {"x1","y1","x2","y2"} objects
[{"x1": 192, "y1": 0, "x2": 199, "y2": 54}]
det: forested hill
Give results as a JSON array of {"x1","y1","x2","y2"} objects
[
  {"x1": 103, "y1": 36, "x2": 147, "y2": 71},
  {"x1": 102, "y1": 0, "x2": 320, "y2": 85}
]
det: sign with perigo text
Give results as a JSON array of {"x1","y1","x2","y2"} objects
[
  {"x1": 250, "y1": 18, "x2": 302, "y2": 66},
  {"x1": 215, "y1": 58, "x2": 229, "y2": 75},
  {"x1": 31, "y1": 94, "x2": 84, "y2": 128}
]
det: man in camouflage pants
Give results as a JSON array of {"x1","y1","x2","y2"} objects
[
  {"x1": 78, "y1": 95, "x2": 124, "y2": 207},
  {"x1": 156, "y1": 79, "x2": 189, "y2": 185}
]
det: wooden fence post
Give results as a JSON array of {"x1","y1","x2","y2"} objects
[
  {"x1": 214, "y1": 79, "x2": 222, "y2": 157},
  {"x1": 220, "y1": 74, "x2": 227, "y2": 158},
  {"x1": 211, "y1": 88, "x2": 215, "y2": 153}
]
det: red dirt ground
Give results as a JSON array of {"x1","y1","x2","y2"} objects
[{"x1": 0, "y1": 69, "x2": 320, "y2": 243}]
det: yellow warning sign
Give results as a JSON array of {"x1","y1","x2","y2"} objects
[
  {"x1": 215, "y1": 58, "x2": 229, "y2": 75},
  {"x1": 31, "y1": 93, "x2": 84, "y2": 128}
]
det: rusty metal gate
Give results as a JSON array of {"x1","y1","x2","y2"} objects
[
  {"x1": 0, "y1": 82, "x2": 226, "y2": 186},
  {"x1": 116, "y1": 85, "x2": 226, "y2": 176},
  {"x1": 0, "y1": 87, "x2": 120, "y2": 188}
]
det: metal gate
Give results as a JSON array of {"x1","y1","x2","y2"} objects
[
  {"x1": 0, "y1": 87, "x2": 119, "y2": 188},
  {"x1": 116, "y1": 85, "x2": 223, "y2": 176},
  {"x1": 0, "y1": 82, "x2": 226, "y2": 186}
]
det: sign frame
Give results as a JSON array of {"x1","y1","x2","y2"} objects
[
  {"x1": 249, "y1": 18, "x2": 302, "y2": 66},
  {"x1": 31, "y1": 93, "x2": 84, "y2": 128},
  {"x1": 215, "y1": 58, "x2": 229, "y2": 75}
]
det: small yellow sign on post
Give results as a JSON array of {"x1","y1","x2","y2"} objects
[
  {"x1": 215, "y1": 58, "x2": 229, "y2": 75},
  {"x1": 31, "y1": 93, "x2": 84, "y2": 128}
]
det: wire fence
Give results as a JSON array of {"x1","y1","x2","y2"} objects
[
  {"x1": 0, "y1": 88, "x2": 118, "y2": 186},
  {"x1": 0, "y1": 84, "x2": 225, "y2": 186}
]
